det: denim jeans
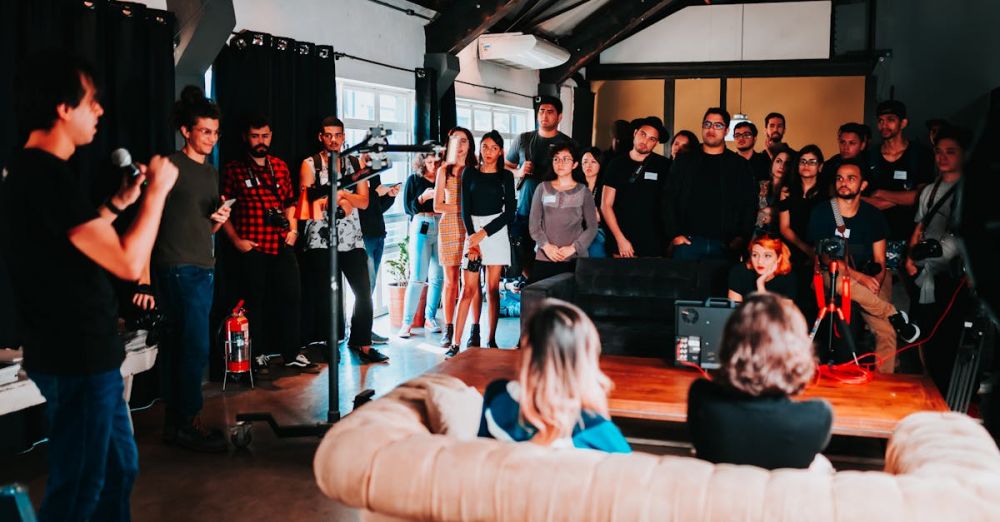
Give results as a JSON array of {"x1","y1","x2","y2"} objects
[
  {"x1": 588, "y1": 228, "x2": 607, "y2": 258},
  {"x1": 402, "y1": 216, "x2": 444, "y2": 324},
  {"x1": 672, "y1": 236, "x2": 727, "y2": 261},
  {"x1": 155, "y1": 265, "x2": 214, "y2": 420},
  {"x1": 30, "y1": 369, "x2": 139, "y2": 522},
  {"x1": 364, "y1": 236, "x2": 385, "y2": 297}
]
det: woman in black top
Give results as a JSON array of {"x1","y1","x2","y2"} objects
[
  {"x1": 582, "y1": 147, "x2": 607, "y2": 258},
  {"x1": 449, "y1": 130, "x2": 515, "y2": 356},
  {"x1": 778, "y1": 144, "x2": 824, "y2": 319},
  {"x1": 687, "y1": 293, "x2": 832, "y2": 470},
  {"x1": 754, "y1": 146, "x2": 791, "y2": 236},
  {"x1": 727, "y1": 234, "x2": 797, "y2": 302},
  {"x1": 397, "y1": 153, "x2": 444, "y2": 338}
]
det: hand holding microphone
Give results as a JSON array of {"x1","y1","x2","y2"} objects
[{"x1": 110, "y1": 148, "x2": 178, "y2": 208}]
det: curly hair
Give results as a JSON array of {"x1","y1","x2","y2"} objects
[
  {"x1": 746, "y1": 235, "x2": 793, "y2": 276},
  {"x1": 715, "y1": 293, "x2": 816, "y2": 397},
  {"x1": 518, "y1": 299, "x2": 612, "y2": 445}
]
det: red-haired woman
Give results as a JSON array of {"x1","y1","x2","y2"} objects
[{"x1": 727, "y1": 234, "x2": 797, "y2": 302}]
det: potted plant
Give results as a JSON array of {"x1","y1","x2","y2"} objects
[{"x1": 385, "y1": 239, "x2": 409, "y2": 328}]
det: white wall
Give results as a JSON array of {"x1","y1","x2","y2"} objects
[
  {"x1": 455, "y1": 42, "x2": 538, "y2": 109},
  {"x1": 601, "y1": 1, "x2": 831, "y2": 64}
]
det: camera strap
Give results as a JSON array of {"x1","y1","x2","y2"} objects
[
  {"x1": 829, "y1": 198, "x2": 847, "y2": 235},
  {"x1": 919, "y1": 178, "x2": 958, "y2": 233},
  {"x1": 246, "y1": 157, "x2": 284, "y2": 208}
]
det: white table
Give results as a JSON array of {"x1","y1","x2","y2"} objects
[{"x1": 0, "y1": 331, "x2": 158, "y2": 419}]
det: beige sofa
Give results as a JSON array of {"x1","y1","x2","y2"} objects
[{"x1": 314, "y1": 374, "x2": 1000, "y2": 521}]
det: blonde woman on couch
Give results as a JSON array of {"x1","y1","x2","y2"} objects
[
  {"x1": 477, "y1": 299, "x2": 631, "y2": 453},
  {"x1": 687, "y1": 292, "x2": 832, "y2": 470}
]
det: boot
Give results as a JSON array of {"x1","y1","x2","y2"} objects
[
  {"x1": 467, "y1": 324, "x2": 481, "y2": 348},
  {"x1": 439, "y1": 324, "x2": 454, "y2": 347},
  {"x1": 175, "y1": 415, "x2": 228, "y2": 453}
]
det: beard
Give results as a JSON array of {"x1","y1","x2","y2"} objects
[
  {"x1": 249, "y1": 144, "x2": 269, "y2": 158},
  {"x1": 836, "y1": 188, "x2": 860, "y2": 200}
]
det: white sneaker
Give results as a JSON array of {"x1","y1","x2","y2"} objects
[
  {"x1": 397, "y1": 325, "x2": 412, "y2": 338},
  {"x1": 424, "y1": 317, "x2": 442, "y2": 333}
]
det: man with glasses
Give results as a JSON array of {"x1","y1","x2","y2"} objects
[
  {"x1": 663, "y1": 108, "x2": 756, "y2": 261},
  {"x1": 601, "y1": 116, "x2": 672, "y2": 257},
  {"x1": 732, "y1": 121, "x2": 771, "y2": 181},
  {"x1": 506, "y1": 95, "x2": 571, "y2": 277},
  {"x1": 763, "y1": 112, "x2": 788, "y2": 159}
]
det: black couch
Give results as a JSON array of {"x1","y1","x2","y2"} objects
[{"x1": 521, "y1": 258, "x2": 730, "y2": 357}]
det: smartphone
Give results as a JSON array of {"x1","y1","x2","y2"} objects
[
  {"x1": 445, "y1": 133, "x2": 460, "y2": 165},
  {"x1": 384, "y1": 182, "x2": 402, "y2": 189},
  {"x1": 220, "y1": 198, "x2": 237, "y2": 210}
]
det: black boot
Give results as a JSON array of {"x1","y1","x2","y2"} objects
[
  {"x1": 175, "y1": 415, "x2": 228, "y2": 453},
  {"x1": 439, "y1": 324, "x2": 454, "y2": 347},
  {"x1": 467, "y1": 324, "x2": 481, "y2": 348},
  {"x1": 445, "y1": 345, "x2": 460, "y2": 358}
]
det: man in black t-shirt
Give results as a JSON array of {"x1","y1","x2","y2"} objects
[
  {"x1": 601, "y1": 116, "x2": 672, "y2": 257},
  {"x1": 663, "y1": 108, "x2": 756, "y2": 261},
  {"x1": 763, "y1": 112, "x2": 788, "y2": 160},
  {"x1": 806, "y1": 161, "x2": 919, "y2": 373},
  {"x1": 0, "y1": 54, "x2": 177, "y2": 520},
  {"x1": 732, "y1": 121, "x2": 771, "y2": 182},
  {"x1": 505, "y1": 95, "x2": 571, "y2": 276},
  {"x1": 865, "y1": 100, "x2": 935, "y2": 267}
]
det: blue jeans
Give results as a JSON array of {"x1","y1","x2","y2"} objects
[
  {"x1": 30, "y1": 369, "x2": 139, "y2": 522},
  {"x1": 402, "y1": 215, "x2": 444, "y2": 324},
  {"x1": 155, "y1": 265, "x2": 214, "y2": 420},
  {"x1": 588, "y1": 228, "x2": 607, "y2": 258},
  {"x1": 364, "y1": 236, "x2": 385, "y2": 296},
  {"x1": 672, "y1": 236, "x2": 727, "y2": 261}
]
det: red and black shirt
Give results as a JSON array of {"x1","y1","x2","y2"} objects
[{"x1": 221, "y1": 155, "x2": 295, "y2": 255}]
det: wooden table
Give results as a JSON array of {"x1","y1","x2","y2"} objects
[{"x1": 432, "y1": 348, "x2": 949, "y2": 439}]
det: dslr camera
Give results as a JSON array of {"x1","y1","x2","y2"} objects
[
  {"x1": 817, "y1": 237, "x2": 846, "y2": 260},
  {"x1": 910, "y1": 238, "x2": 943, "y2": 261},
  {"x1": 265, "y1": 207, "x2": 290, "y2": 229}
]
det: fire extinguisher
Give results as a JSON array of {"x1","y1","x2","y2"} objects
[{"x1": 224, "y1": 300, "x2": 251, "y2": 373}]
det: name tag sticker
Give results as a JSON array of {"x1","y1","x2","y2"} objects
[
  {"x1": 245, "y1": 179, "x2": 254, "y2": 188},
  {"x1": 835, "y1": 228, "x2": 852, "y2": 239},
  {"x1": 542, "y1": 194, "x2": 557, "y2": 204},
  {"x1": 644, "y1": 171, "x2": 658, "y2": 181},
  {"x1": 893, "y1": 170, "x2": 908, "y2": 180}
]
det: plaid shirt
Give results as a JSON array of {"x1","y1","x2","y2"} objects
[{"x1": 221, "y1": 155, "x2": 295, "y2": 255}]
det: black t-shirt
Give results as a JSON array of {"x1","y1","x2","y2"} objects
[
  {"x1": 746, "y1": 151, "x2": 771, "y2": 182},
  {"x1": 0, "y1": 149, "x2": 124, "y2": 375},
  {"x1": 155, "y1": 151, "x2": 219, "y2": 268},
  {"x1": 687, "y1": 379, "x2": 832, "y2": 470},
  {"x1": 776, "y1": 190, "x2": 823, "y2": 263},
  {"x1": 686, "y1": 153, "x2": 727, "y2": 239},
  {"x1": 869, "y1": 143, "x2": 935, "y2": 240},
  {"x1": 461, "y1": 167, "x2": 516, "y2": 236},
  {"x1": 604, "y1": 152, "x2": 672, "y2": 256},
  {"x1": 727, "y1": 265, "x2": 798, "y2": 300},
  {"x1": 806, "y1": 199, "x2": 888, "y2": 268},
  {"x1": 508, "y1": 131, "x2": 571, "y2": 220}
]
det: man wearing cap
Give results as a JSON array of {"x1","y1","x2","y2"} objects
[
  {"x1": 506, "y1": 95, "x2": 572, "y2": 277},
  {"x1": 601, "y1": 116, "x2": 672, "y2": 257},
  {"x1": 732, "y1": 120, "x2": 771, "y2": 182},
  {"x1": 865, "y1": 100, "x2": 934, "y2": 274},
  {"x1": 663, "y1": 108, "x2": 756, "y2": 261}
]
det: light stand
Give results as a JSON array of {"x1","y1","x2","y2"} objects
[
  {"x1": 809, "y1": 260, "x2": 861, "y2": 365},
  {"x1": 231, "y1": 127, "x2": 442, "y2": 445}
]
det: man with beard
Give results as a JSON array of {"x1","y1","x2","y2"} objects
[
  {"x1": 820, "y1": 122, "x2": 871, "y2": 191},
  {"x1": 732, "y1": 120, "x2": 771, "y2": 181},
  {"x1": 505, "y1": 95, "x2": 571, "y2": 277},
  {"x1": 601, "y1": 116, "x2": 672, "y2": 257},
  {"x1": 221, "y1": 116, "x2": 317, "y2": 375},
  {"x1": 807, "y1": 160, "x2": 920, "y2": 373},
  {"x1": 864, "y1": 100, "x2": 934, "y2": 273},
  {"x1": 663, "y1": 108, "x2": 756, "y2": 261},
  {"x1": 763, "y1": 112, "x2": 788, "y2": 159}
]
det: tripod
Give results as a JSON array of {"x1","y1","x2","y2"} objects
[{"x1": 810, "y1": 261, "x2": 862, "y2": 366}]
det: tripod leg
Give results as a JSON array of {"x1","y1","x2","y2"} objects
[
  {"x1": 809, "y1": 308, "x2": 828, "y2": 341},
  {"x1": 834, "y1": 310, "x2": 860, "y2": 365}
]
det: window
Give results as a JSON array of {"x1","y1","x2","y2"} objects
[
  {"x1": 456, "y1": 99, "x2": 535, "y2": 152},
  {"x1": 337, "y1": 80, "x2": 415, "y2": 316}
]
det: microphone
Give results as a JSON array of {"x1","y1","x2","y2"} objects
[{"x1": 111, "y1": 148, "x2": 141, "y2": 180}]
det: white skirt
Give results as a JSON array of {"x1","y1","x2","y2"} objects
[{"x1": 468, "y1": 213, "x2": 511, "y2": 266}]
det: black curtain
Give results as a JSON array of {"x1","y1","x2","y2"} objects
[
  {"x1": 214, "y1": 31, "x2": 337, "y2": 178},
  {"x1": 0, "y1": 0, "x2": 175, "y2": 454}
]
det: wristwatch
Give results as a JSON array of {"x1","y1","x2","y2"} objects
[{"x1": 104, "y1": 197, "x2": 125, "y2": 215}]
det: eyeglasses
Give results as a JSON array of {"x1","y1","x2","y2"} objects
[
  {"x1": 192, "y1": 127, "x2": 220, "y2": 137},
  {"x1": 552, "y1": 157, "x2": 575, "y2": 164},
  {"x1": 733, "y1": 132, "x2": 753, "y2": 139},
  {"x1": 799, "y1": 158, "x2": 819, "y2": 166},
  {"x1": 702, "y1": 121, "x2": 726, "y2": 130}
]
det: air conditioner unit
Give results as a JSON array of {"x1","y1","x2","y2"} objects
[{"x1": 477, "y1": 33, "x2": 570, "y2": 70}]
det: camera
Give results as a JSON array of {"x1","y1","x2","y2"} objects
[
  {"x1": 265, "y1": 207, "x2": 290, "y2": 229},
  {"x1": 910, "y1": 239, "x2": 944, "y2": 261},
  {"x1": 817, "y1": 237, "x2": 846, "y2": 260},
  {"x1": 463, "y1": 254, "x2": 482, "y2": 272}
]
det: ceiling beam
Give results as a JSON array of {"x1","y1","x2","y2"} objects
[
  {"x1": 424, "y1": 0, "x2": 525, "y2": 54},
  {"x1": 539, "y1": 0, "x2": 697, "y2": 85},
  {"x1": 402, "y1": 0, "x2": 451, "y2": 12},
  {"x1": 586, "y1": 55, "x2": 881, "y2": 81}
]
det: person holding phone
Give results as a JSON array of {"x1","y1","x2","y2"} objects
[
  {"x1": 397, "y1": 153, "x2": 444, "y2": 338},
  {"x1": 134, "y1": 85, "x2": 230, "y2": 453}
]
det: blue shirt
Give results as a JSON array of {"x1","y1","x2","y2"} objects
[{"x1": 478, "y1": 379, "x2": 631, "y2": 453}]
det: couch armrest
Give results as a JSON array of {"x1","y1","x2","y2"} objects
[
  {"x1": 521, "y1": 273, "x2": 575, "y2": 325},
  {"x1": 886, "y1": 412, "x2": 1000, "y2": 481}
]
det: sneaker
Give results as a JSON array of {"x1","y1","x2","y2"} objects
[
  {"x1": 424, "y1": 317, "x2": 442, "y2": 333},
  {"x1": 397, "y1": 325, "x2": 413, "y2": 338},
  {"x1": 175, "y1": 415, "x2": 228, "y2": 453},
  {"x1": 284, "y1": 353, "x2": 320, "y2": 371},
  {"x1": 371, "y1": 331, "x2": 389, "y2": 344},
  {"x1": 445, "y1": 345, "x2": 460, "y2": 358},
  {"x1": 352, "y1": 345, "x2": 389, "y2": 363},
  {"x1": 889, "y1": 311, "x2": 921, "y2": 343}
]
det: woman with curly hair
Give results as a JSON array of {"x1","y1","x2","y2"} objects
[
  {"x1": 478, "y1": 298, "x2": 630, "y2": 452},
  {"x1": 687, "y1": 293, "x2": 832, "y2": 470}
]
